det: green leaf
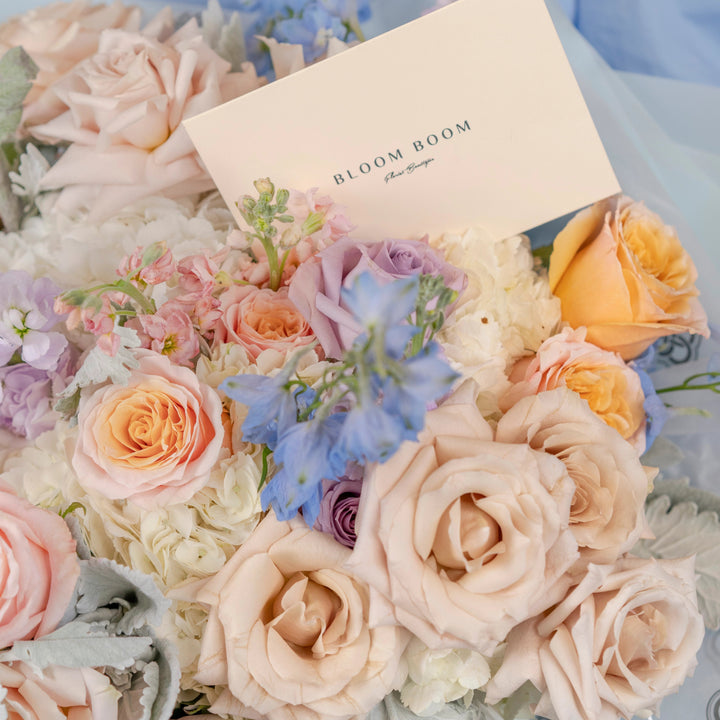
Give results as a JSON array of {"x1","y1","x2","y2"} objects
[
  {"x1": 0, "y1": 46, "x2": 38, "y2": 142},
  {"x1": 634, "y1": 489, "x2": 720, "y2": 629}
]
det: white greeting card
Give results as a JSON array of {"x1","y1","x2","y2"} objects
[{"x1": 185, "y1": 0, "x2": 619, "y2": 240}]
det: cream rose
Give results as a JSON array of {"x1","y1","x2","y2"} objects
[
  {"x1": 0, "y1": 0, "x2": 142, "y2": 128},
  {"x1": 346, "y1": 402, "x2": 578, "y2": 654},
  {"x1": 194, "y1": 513, "x2": 409, "y2": 720},
  {"x1": 501, "y1": 327, "x2": 647, "y2": 452},
  {"x1": 0, "y1": 661, "x2": 119, "y2": 719},
  {"x1": 72, "y1": 350, "x2": 224, "y2": 508},
  {"x1": 213, "y1": 286, "x2": 316, "y2": 360},
  {"x1": 33, "y1": 21, "x2": 263, "y2": 220},
  {"x1": 549, "y1": 195, "x2": 709, "y2": 360},
  {"x1": 496, "y1": 388, "x2": 652, "y2": 566},
  {"x1": 486, "y1": 557, "x2": 705, "y2": 720},
  {"x1": 0, "y1": 484, "x2": 80, "y2": 649}
]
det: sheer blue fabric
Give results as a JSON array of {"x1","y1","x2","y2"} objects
[{"x1": 560, "y1": 0, "x2": 720, "y2": 86}]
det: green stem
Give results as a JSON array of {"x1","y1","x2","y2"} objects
[
  {"x1": 258, "y1": 233, "x2": 281, "y2": 291},
  {"x1": 655, "y1": 372, "x2": 720, "y2": 394}
]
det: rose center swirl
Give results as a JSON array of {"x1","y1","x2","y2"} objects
[
  {"x1": 431, "y1": 493, "x2": 501, "y2": 574},
  {"x1": 270, "y1": 572, "x2": 342, "y2": 653}
]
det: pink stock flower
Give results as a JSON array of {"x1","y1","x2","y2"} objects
[
  {"x1": 119, "y1": 243, "x2": 176, "y2": 285},
  {"x1": 131, "y1": 302, "x2": 199, "y2": 366},
  {"x1": 177, "y1": 252, "x2": 221, "y2": 298}
]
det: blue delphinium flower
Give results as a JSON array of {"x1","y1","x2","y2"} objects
[
  {"x1": 330, "y1": 396, "x2": 413, "y2": 469},
  {"x1": 341, "y1": 272, "x2": 419, "y2": 332},
  {"x1": 630, "y1": 346, "x2": 670, "y2": 451},
  {"x1": 263, "y1": 413, "x2": 347, "y2": 523},
  {"x1": 380, "y1": 342, "x2": 460, "y2": 433},
  {"x1": 220, "y1": 364, "x2": 315, "y2": 448}
]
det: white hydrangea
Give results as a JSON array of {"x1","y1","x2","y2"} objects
[
  {"x1": 0, "y1": 192, "x2": 234, "y2": 288},
  {"x1": 0, "y1": 422, "x2": 116, "y2": 558},
  {"x1": 158, "y1": 599, "x2": 223, "y2": 709},
  {"x1": 86, "y1": 451, "x2": 264, "y2": 589},
  {"x1": 2, "y1": 421, "x2": 263, "y2": 590},
  {"x1": 432, "y1": 228, "x2": 560, "y2": 416},
  {"x1": 400, "y1": 637, "x2": 492, "y2": 716}
]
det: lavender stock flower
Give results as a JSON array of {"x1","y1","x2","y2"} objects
[{"x1": 0, "y1": 270, "x2": 68, "y2": 370}]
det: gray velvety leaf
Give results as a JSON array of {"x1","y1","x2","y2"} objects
[
  {"x1": 76, "y1": 557, "x2": 170, "y2": 635},
  {"x1": 0, "y1": 621, "x2": 153, "y2": 669},
  {"x1": 0, "y1": 46, "x2": 38, "y2": 141},
  {"x1": 634, "y1": 493, "x2": 720, "y2": 629},
  {"x1": 647, "y1": 476, "x2": 720, "y2": 516}
]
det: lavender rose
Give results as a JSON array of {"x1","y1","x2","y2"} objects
[
  {"x1": 315, "y1": 477, "x2": 363, "y2": 548},
  {"x1": 289, "y1": 237, "x2": 466, "y2": 359}
]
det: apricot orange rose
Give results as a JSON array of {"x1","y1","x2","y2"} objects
[
  {"x1": 213, "y1": 286, "x2": 316, "y2": 360},
  {"x1": 549, "y1": 196, "x2": 709, "y2": 359},
  {"x1": 500, "y1": 327, "x2": 646, "y2": 452},
  {"x1": 72, "y1": 350, "x2": 223, "y2": 508}
]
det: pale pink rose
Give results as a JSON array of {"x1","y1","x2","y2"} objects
[
  {"x1": 195, "y1": 513, "x2": 409, "y2": 720},
  {"x1": 496, "y1": 388, "x2": 653, "y2": 567},
  {"x1": 213, "y1": 285, "x2": 316, "y2": 360},
  {"x1": 72, "y1": 350, "x2": 224, "y2": 507},
  {"x1": 0, "y1": 0, "x2": 142, "y2": 129},
  {"x1": 0, "y1": 661, "x2": 119, "y2": 720},
  {"x1": 501, "y1": 327, "x2": 647, "y2": 452},
  {"x1": 549, "y1": 196, "x2": 709, "y2": 359},
  {"x1": 486, "y1": 557, "x2": 705, "y2": 720},
  {"x1": 0, "y1": 483, "x2": 80, "y2": 648},
  {"x1": 130, "y1": 302, "x2": 199, "y2": 367},
  {"x1": 34, "y1": 21, "x2": 264, "y2": 220},
  {"x1": 346, "y1": 401, "x2": 578, "y2": 654}
]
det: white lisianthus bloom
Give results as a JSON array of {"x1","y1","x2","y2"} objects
[
  {"x1": 400, "y1": 636, "x2": 492, "y2": 716},
  {"x1": 431, "y1": 229, "x2": 560, "y2": 416}
]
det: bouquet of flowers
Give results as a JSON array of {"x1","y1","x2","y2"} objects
[{"x1": 1, "y1": 1, "x2": 719, "y2": 720}]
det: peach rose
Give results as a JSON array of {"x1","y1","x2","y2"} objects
[
  {"x1": 0, "y1": 484, "x2": 80, "y2": 648},
  {"x1": 33, "y1": 20, "x2": 263, "y2": 220},
  {"x1": 486, "y1": 557, "x2": 705, "y2": 720},
  {"x1": 72, "y1": 350, "x2": 224, "y2": 507},
  {"x1": 0, "y1": 661, "x2": 119, "y2": 719},
  {"x1": 346, "y1": 402, "x2": 578, "y2": 654},
  {"x1": 497, "y1": 388, "x2": 652, "y2": 566},
  {"x1": 0, "y1": 0, "x2": 142, "y2": 128},
  {"x1": 194, "y1": 513, "x2": 409, "y2": 720},
  {"x1": 549, "y1": 196, "x2": 709, "y2": 360},
  {"x1": 213, "y1": 286, "x2": 316, "y2": 360},
  {"x1": 501, "y1": 326, "x2": 647, "y2": 452}
]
